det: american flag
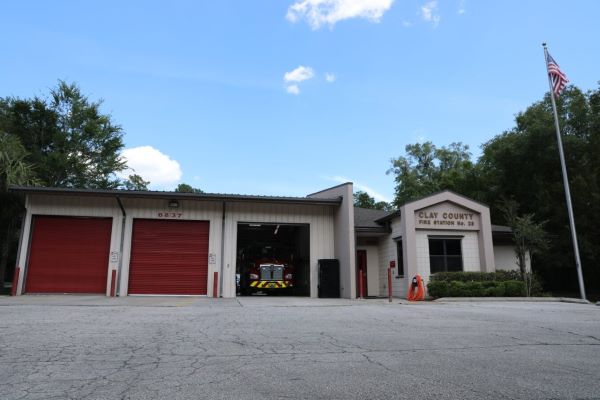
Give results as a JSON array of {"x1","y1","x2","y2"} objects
[{"x1": 547, "y1": 53, "x2": 569, "y2": 96}]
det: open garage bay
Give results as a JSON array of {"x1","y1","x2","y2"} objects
[
  {"x1": 236, "y1": 223, "x2": 310, "y2": 297},
  {"x1": 0, "y1": 297, "x2": 599, "y2": 400}
]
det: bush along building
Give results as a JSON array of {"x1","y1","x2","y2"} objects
[{"x1": 10, "y1": 183, "x2": 525, "y2": 298}]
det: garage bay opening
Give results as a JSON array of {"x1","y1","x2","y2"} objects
[{"x1": 236, "y1": 223, "x2": 310, "y2": 297}]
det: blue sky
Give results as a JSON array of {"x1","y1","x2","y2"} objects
[{"x1": 2, "y1": 1, "x2": 599, "y2": 201}]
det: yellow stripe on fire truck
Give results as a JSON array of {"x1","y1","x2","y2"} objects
[{"x1": 249, "y1": 281, "x2": 288, "y2": 288}]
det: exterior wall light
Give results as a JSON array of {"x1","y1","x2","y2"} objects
[{"x1": 168, "y1": 200, "x2": 179, "y2": 209}]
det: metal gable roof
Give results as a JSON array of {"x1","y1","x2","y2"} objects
[{"x1": 9, "y1": 186, "x2": 342, "y2": 206}]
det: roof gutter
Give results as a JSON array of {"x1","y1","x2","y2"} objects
[{"x1": 10, "y1": 186, "x2": 342, "y2": 206}]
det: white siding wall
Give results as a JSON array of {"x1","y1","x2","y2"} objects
[
  {"x1": 378, "y1": 218, "x2": 407, "y2": 298},
  {"x1": 377, "y1": 226, "x2": 483, "y2": 299},
  {"x1": 308, "y1": 184, "x2": 355, "y2": 298},
  {"x1": 377, "y1": 236, "x2": 393, "y2": 297},
  {"x1": 18, "y1": 195, "x2": 336, "y2": 298},
  {"x1": 494, "y1": 244, "x2": 530, "y2": 272},
  {"x1": 221, "y1": 202, "x2": 336, "y2": 298},
  {"x1": 356, "y1": 245, "x2": 380, "y2": 297},
  {"x1": 414, "y1": 230, "x2": 480, "y2": 284}
]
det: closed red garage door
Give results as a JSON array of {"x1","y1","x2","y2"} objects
[
  {"x1": 128, "y1": 219, "x2": 209, "y2": 295},
  {"x1": 25, "y1": 216, "x2": 112, "y2": 294}
]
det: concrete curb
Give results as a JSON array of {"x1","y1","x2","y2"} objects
[{"x1": 434, "y1": 297, "x2": 591, "y2": 304}]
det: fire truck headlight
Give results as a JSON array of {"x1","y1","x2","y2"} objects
[
  {"x1": 249, "y1": 273, "x2": 259, "y2": 280},
  {"x1": 284, "y1": 273, "x2": 293, "y2": 280}
]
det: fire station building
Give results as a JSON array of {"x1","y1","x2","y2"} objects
[{"x1": 11, "y1": 183, "x2": 523, "y2": 298}]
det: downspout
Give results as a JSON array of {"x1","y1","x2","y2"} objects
[
  {"x1": 219, "y1": 201, "x2": 226, "y2": 297},
  {"x1": 115, "y1": 196, "x2": 127, "y2": 296}
]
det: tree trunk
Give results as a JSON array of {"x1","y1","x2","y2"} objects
[
  {"x1": 518, "y1": 252, "x2": 526, "y2": 277},
  {"x1": 517, "y1": 238, "x2": 526, "y2": 277},
  {"x1": 517, "y1": 238, "x2": 529, "y2": 296}
]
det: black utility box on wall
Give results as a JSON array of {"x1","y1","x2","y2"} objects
[{"x1": 318, "y1": 259, "x2": 340, "y2": 298}]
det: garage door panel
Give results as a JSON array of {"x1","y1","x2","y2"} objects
[
  {"x1": 128, "y1": 219, "x2": 209, "y2": 295},
  {"x1": 25, "y1": 216, "x2": 112, "y2": 294}
]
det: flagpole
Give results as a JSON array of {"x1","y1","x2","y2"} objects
[{"x1": 542, "y1": 43, "x2": 586, "y2": 300}]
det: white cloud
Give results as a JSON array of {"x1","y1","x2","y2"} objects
[
  {"x1": 401, "y1": 20, "x2": 413, "y2": 27},
  {"x1": 458, "y1": 0, "x2": 466, "y2": 14},
  {"x1": 326, "y1": 175, "x2": 392, "y2": 203},
  {"x1": 325, "y1": 73, "x2": 336, "y2": 82},
  {"x1": 119, "y1": 146, "x2": 182, "y2": 189},
  {"x1": 284, "y1": 65, "x2": 315, "y2": 83},
  {"x1": 420, "y1": 1, "x2": 440, "y2": 27},
  {"x1": 284, "y1": 65, "x2": 315, "y2": 94},
  {"x1": 286, "y1": 0, "x2": 394, "y2": 30},
  {"x1": 286, "y1": 84, "x2": 301, "y2": 95}
]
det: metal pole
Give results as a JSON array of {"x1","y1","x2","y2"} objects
[
  {"x1": 542, "y1": 43, "x2": 586, "y2": 300},
  {"x1": 387, "y1": 267, "x2": 393, "y2": 302},
  {"x1": 219, "y1": 201, "x2": 226, "y2": 298}
]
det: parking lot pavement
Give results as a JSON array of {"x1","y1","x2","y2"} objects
[{"x1": 0, "y1": 297, "x2": 599, "y2": 400}]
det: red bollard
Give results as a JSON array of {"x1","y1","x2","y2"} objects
[
  {"x1": 213, "y1": 271, "x2": 219, "y2": 298},
  {"x1": 11, "y1": 267, "x2": 20, "y2": 296},
  {"x1": 388, "y1": 267, "x2": 393, "y2": 302},
  {"x1": 110, "y1": 270, "x2": 117, "y2": 297}
]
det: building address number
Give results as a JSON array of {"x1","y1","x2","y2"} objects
[{"x1": 157, "y1": 212, "x2": 183, "y2": 218}]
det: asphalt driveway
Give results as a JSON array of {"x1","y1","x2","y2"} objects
[{"x1": 0, "y1": 296, "x2": 599, "y2": 400}]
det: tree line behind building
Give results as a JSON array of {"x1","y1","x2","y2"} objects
[{"x1": 2, "y1": 81, "x2": 599, "y2": 297}]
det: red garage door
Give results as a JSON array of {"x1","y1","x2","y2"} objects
[
  {"x1": 128, "y1": 219, "x2": 209, "y2": 295},
  {"x1": 25, "y1": 216, "x2": 112, "y2": 294}
]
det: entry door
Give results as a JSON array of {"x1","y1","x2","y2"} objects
[{"x1": 356, "y1": 250, "x2": 368, "y2": 298}]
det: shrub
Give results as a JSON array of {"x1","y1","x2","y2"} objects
[
  {"x1": 430, "y1": 272, "x2": 490, "y2": 283},
  {"x1": 494, "y1": 270, "x2": 523, "y2": 282},
  {"x1": 427, "y1": 280, "x2": 512, "y2": 298},
  {"x1": 429, "y1": 271, "x2": 543, "y2": 293},
  {"x1": 427, "y1": 281, "x2": 449, "y2": 298},
  {"x1": 481, "y1": 281, "x2": 498, "y2": 289},
  {"x1": 430, "y1": 271, "x2": 522, "y2": 283},
  {"x1": 448, "y1": 281, "x2": 465, "y2": 297},
  {"x1": 463, "y1": 281, "x2": 485, "y2": 297},
  {"x1": 525, "y1": 272, "x2": 545, "y2": 296},
  {"x1": 483, "y1": 283, "x2": 506, "y2": 297},
  {"x1": 427, "y1": 273, "x2": 529, "y2": 298},
  {"x1": 504, "y1": 280, "x2": 526, "y2": 297}
]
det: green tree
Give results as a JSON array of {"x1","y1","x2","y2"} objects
[
  {"x1": 0, "y1": 133, "x2": 38, "y2": 286},
  {"x1": 0, "y1": 133, "x2": 37, "y2": 192},
  {"x1": 0, "y1": 81, "x2": 128, "y2": 286},
  {"x1": 122, "y1": 174, "x2": 150, "y2": 191},
  {"x1": 384, "y1": 85, "x2": 599, "y2": 296},
  {"x1": 353, "y1": 191, "x2": 391, "y2": 211},
  {"x1": 480, "y1": 85, "x2": 600, "y2": 295},
  {"x1": 497, "y1": 198, "x2": 549, "y2": 296},
  {"x1": 387, "y1": 142, "x2": 478, "y2": 207},
  {"x1": 0, "y1": 81, "x2": 126, "y2": 189},
  {"x1": 174, "y1": 183, "x2": 204, "y2": 193}
]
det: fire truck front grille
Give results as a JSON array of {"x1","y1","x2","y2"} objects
[
  {"x1": 259, "y1": 265, "x2": 284, "y2": 281},
  {"x1": 260, "y1": 267, "x2": 270, "y2": 281},
  {"x1": 272, "y1": 266, "x2": 283, "y2": 281}
]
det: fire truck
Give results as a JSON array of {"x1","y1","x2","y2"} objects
[{"x1": 238, "y1": 245, "x2": 295, "y2": 295}]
